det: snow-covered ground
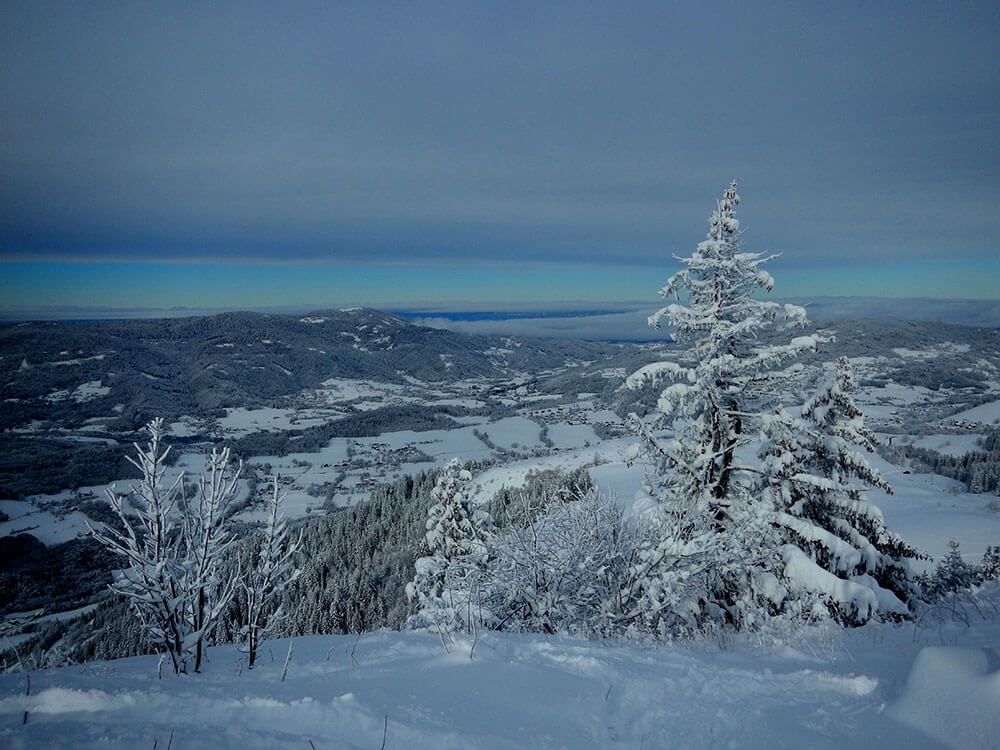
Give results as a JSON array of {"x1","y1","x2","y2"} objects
[
  {"x1": 0, "y1": 451, "x2": 220, "y2": 544},
  {"x1": 0, "y1": 502, "x2": 91, "y2": 546},
  {"x1": 0, "y1": 402, "x2": 620, "y2": 538},
  {"x1": 0, "y1": 604, "x2": 102, "y2": 654},
  {"x1": 864, "y1": 452, "x2": 999, "y2": 566},
  {"x1": 230, "y1": 407, "x2": 618, "y2": 518},
  {"x1": 471, "y1": 437, "x2": 634, "y2": 503},
  {"x1": 901, "y1": 434, "x2": 986, "y2": 457},
  {"x1": 5, "y1": 378, "x2": 997, "y2": 552},
  {"x1": 586, "y1": 448, "x2": 1000, "y2": 569},
  {"x1": 948, "y1": 399, "x2": 1000, "y2": 427},
  {"x1": 2, "y1": 607, "x2": 998, "y2": 749},
  {"x1": 217, "y1": 407, "x2": 344, "y2": 436}
]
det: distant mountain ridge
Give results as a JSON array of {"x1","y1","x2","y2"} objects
[
  {"x1": 4, "y1": 309, "x2": 999, "y2": 435},
  {"x1": 0, "y1": 308, "x2": 622, "y2": 430}
]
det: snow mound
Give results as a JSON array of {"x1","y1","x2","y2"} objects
[{"x1": 889, "y1": 646, "x2": 1000, "y2": 750}]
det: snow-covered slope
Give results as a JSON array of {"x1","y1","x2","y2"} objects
[{"x1": 2, "y1": 613, "x2": 998, "y2": 749}]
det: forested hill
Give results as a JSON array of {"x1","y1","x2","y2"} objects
[{"x1": 0, "y1": 308, "x2": 624, "y2": 430}]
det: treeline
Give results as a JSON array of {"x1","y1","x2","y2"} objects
[
  {"x1": 0, "y1": 435, "x2": 140, "y2": 499},
  {"x1": 884, "y1": 360, "x2": 987, "y2": 392},
  {"x1": 6, "y1": 459, "x2": 597, "y2": 668},
  {"x1": 919, "y1": 540, "x2": 1000, "y2": 600},
  {"x1": 33, "y1": 464, "x2": 485, "y2": 661},
  {"x1": 227, "y1": 404, "x2": 461, "y2": 459},
  {"x1": 256, "y1": 462, "x2": 580, "y2": 638},
  {"x1": 885, "y1": 430, "x2": 1000, "y2": 496},
  {"x1": 0, "y1": 535, "x2": 117, "y2": 615}
]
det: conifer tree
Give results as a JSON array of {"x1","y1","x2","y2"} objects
[
  {"x1": 626, "y1": 181, "x2": 821, "y2": 630},
  {"x1": 406, "y1": 459, "x2": 490, "y2": 634},
  {"x1": 759, "y1": 357, "x2": 922, "y2": 624},
  {"x1": 926, "y1": 539, "x2": 977, "y2": 597},
  {"x1": 980, "y1": 545, "x2": 1000, "y2": 582}
]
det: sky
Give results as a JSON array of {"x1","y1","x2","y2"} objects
[{"x1": 1, "y1": 1, "x2": 998, "y2": 313}]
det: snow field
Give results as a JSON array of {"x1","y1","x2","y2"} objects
[
  {"x1": 0, "y1": 504, "x2": 91, "y2": 547},
  {"x1": 0, "y1": 451, "x2": 222, "y2": 544},
  {"x1": 948, "y1": 399, "x2": 1000, "y2": 426},
  {"x1": 863, "y1": 452, "x2": 1000, "y2": 566},
  {"x1": 902, "y1": 434, "x2": 986, "y2": 457},
  {"x1": 3, "y1": 614, "x2": 998, "y2": 749},
  {"x1": 217, "y1": 407, "x2": 344, "y2": 436}
]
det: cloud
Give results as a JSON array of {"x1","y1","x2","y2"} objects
[
  {"x1": 412, "y1": 309, "x2": 662, "y2": 341},
  {"x1": 3, "y1": 296, "x2": 998, "y2": 333},
  {"x1": 409, "y1": 297, "x2": 1000, "y2": 340},
  {"x1": 1, "y1": 2, "x2": 997, "y2": 274}
]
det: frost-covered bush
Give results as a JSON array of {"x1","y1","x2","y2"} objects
[
  {"x1": 88, "y1": 419, "x2": 299, "y2": 674},
  {"x1": 982, "y1": 545, "x2": 1000, "y2": 581},
  {"x1": 87, "y1": 419, "x2": 209, "y2": 675},
  {"x1": 629, "y1": 493, "x2": 783, "y2": 637},
  {"x1": 478, "y1": 488, "x2": 646, "y2": 637},
  {"x1": 241, "y1": 477, "x2": 301, "y2": 669}
]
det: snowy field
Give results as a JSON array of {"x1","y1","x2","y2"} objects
[
  {"x1": 217, "y1": 407, "x2": 345, "y2": 436},
  {"x1": 0, "y1": 451, "x2": 222, "y2": 544},
  {"x1": 901, "y1": 434, "x2": 986, "y2": 457},
  {"x1": 2, "y1": 608, "x2": 998, "y2": 749},
  {"x1": 2, "y1": 371, "x2": 996, "y2": 550},
  {"x1": 0, "y1": 501, "x2": 91, "y2": 547},
  {"x1": 231, "y1": 408, "x2": 612, "y2": 519},
  {"x1": 854, "y1": 453, "x2": 998, "y2": 566},
  {"x1": 948, "y1": 399, "x2": 1000, "y2": 427}
]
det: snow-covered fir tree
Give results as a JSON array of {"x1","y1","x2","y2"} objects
[
  {"x1": 87, "y1": 418, "x2": 192, "y2": 674},
  {"x1": 626, "y1": 181, "x2": 822, "y2": 632},
  {"x1": 982, "y1": 545, "x2": 1000, "y2": 582},
  {"x1": 241, "y1": 476, "x2": 302, "y2": 669},
  {"x1": 759, "y1": 357, "x2": 922, "y2": 624},
  {"x1": 925, "y1": 539, "x2": 978, "y2": 598},
  {"x1": 406, "y1": 459, "x2": 491, "y2": 635}
]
